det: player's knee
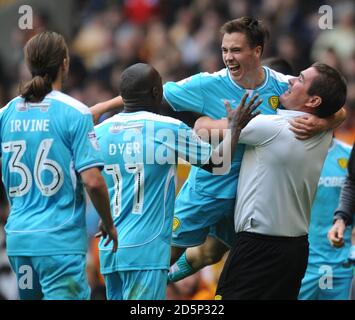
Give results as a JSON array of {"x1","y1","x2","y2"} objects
[{"x1": 197, "y1": 237, "x2": 229, "y2": 266}]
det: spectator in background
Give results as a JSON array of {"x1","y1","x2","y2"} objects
[
  {"x1": 312, "y1": 1, "x2": 355, "y2": 70},
  {"x1": 123, "y1": 0, "x2": 160, "y2": 25}
]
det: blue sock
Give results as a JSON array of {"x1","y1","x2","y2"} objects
[{"x1": 168, "y1": 252, "x2": 195, "y2": 283}]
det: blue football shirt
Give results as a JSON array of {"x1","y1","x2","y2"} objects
[
  {"x1": 307, "y1": 139, "x2": 353, "y2": 277},
  {"x1": 0, "y1": 90, "x2": 104, "y2": 256},
  {"x1": 163, "y1": 67, "x2": 291, "y2": 199},
  {"x1": 95, "y1": 111, "x2": 212, "y2": 273}
]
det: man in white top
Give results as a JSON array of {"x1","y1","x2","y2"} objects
[{"x1": 196, "y1": 62, "x2": 348, "y2": 299}]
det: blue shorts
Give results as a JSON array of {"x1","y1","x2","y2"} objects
[
  {"x1": 298, "y1": 269, "x2": 352, "y2": 300},
  {"x1": 172, "y1": 182, "x2": 236, "y2": 248},
  {"x1": 8, "y1": 255, "x2": 90, "y2": 300},
  {"x1": 104, "y1": 269, "x2": 168, "y2": 300}
]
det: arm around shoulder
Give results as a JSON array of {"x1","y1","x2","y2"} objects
[{"x1": 90, "y1": 96, "x2": 124, "y2": 124}]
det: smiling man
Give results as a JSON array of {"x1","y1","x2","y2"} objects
[
  {"x1": 90, "y1": 18, "x2": 346, "y2": 286},
  {"x1": 208, "y1": 62, "x2": 348, "y2": 300}
]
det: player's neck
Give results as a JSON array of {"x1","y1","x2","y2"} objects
[
  {"x1": 122, "y1": 106, "x2": 151, "y2": 113},
  {"x1": 52, "y1": 80, "x2": 62, "y2": 92},
  {"x1": 52, "y1": 72, "x2": 63, "y2": 92},
  {"x1": 235, "y1": 66, "x2": 265, "y2": 90}
]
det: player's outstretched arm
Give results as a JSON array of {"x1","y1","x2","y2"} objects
[
  {"x1": 80, "y1": 167, "x2": 118, "y2": 252},
  {"x1": 90, "y1": 96, "x2": 124, "y2": 124},
  {"x1": 289, "y1": 107, "x2": 346, "y2": 140},
  {"x1": 194, "y1": 117, "x2": 227, "y2": 140}
]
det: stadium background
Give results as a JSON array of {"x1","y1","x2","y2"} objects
[{"x1": 0, "y1": 0, "x2": 354, "y2": 300}]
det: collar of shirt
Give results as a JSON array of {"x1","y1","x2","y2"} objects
[{"x1": 277, "y1": 109, "x2": 309, "y2": 120}]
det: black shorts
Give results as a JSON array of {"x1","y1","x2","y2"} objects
[{"x1": 216, "y1": 231, "x2": 309, "y2": 300}]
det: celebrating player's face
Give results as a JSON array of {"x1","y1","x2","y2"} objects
[
  {"x1": 279, "y1": 67, "x2": 319, "y2": 110},
  {"x1": 221, "y1": 32, "x2": 262, "y2": 85}
]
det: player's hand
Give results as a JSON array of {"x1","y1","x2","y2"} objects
[
  {"x1": 95, "y1": 220, "x2": 106, "y2": 239},
  {"x1": 328, "y1": 218, "x2": 346, "y2": 248},
  {"x1": 225, "y1": 93, "x2": 261, "y2": 131},
  {"x1": 289, "y1": 114, "x2": 327, "y2": 140},
  {"x1": 95, "y1": 220, "x2": 118, "y2": 252}
]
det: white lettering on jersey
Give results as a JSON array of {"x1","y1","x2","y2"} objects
[
  {"x1": 109, "y1": 142, "x2": 141, "y2": 155},
  {"x1": 10, "y1": 119, "x2": 50, "y2": 132},
  {"x1": 318, "y1": 176, "x2": 345, "y2": 187}
]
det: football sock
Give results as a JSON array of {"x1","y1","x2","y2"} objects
[{"x1": 168, "y1": 251, "x2": 195, "y2": 283}]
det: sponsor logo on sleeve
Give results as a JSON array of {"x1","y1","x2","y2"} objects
[{"x1": 88, "y1": 131, "x2": 99, "y2": 150}]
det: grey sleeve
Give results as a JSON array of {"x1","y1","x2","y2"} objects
[{"x1": 334, "y1": 143, "x2": 355, "y2": 226}]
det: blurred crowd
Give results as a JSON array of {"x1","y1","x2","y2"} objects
[{"x1": 0, "y1": 0, "x2": 354, "y2": 300}]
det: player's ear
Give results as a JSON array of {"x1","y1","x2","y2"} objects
[
  {"x1": 254, "y1": 46, "x2": 262, "y2": 58},
  {"x1": 305, "y1": 95, "x2": 322, "y2": 109},
  {"x1": 62, "y1": 57, "x2": 70, "y2": 75},
  {"x1": 152, "y1": 86, "x2": 159, "y2": 98}
]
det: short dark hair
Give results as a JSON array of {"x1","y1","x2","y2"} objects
[
  {"x1": 120, "y1": 63, "x2": 154, "y2": 98},
  {"x1": 308, "y1": 62, "x2": 347, "y2": 118},
  {"x1": 120, "y1": 63, "x2": 162, "y2": 106},
  {"x1": 262, "y1": 57, "x2": 294, "y2": 75},
  {"x1": 220, "y1": 17, "x2": 269, "y2": 54}
]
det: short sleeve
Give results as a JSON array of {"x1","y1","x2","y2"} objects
[
  {"x1": 69, "y1": 112, "x2": 104, "y2": 172},
  {"x1": 163, "y1": 73, "x2": 204, "y2": 114}
]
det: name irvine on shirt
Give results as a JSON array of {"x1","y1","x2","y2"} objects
[{"x1": 10, "y1": 119, "x2": 50, "y2": 132}]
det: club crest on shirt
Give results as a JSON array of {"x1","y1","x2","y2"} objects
[
  {"x1": 337, "y1": 158, "x2": 348, "y2": 169},
  {"x1": 172, "y1": 217, "x2": 181, "y2": 232},
  {"x1": 268, "y1": 96, "x2": 279, "y2": 110}
]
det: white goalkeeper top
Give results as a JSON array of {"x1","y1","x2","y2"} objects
[{"x1": 234, "y1": 109, "x2": 332, "y2": 237}]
